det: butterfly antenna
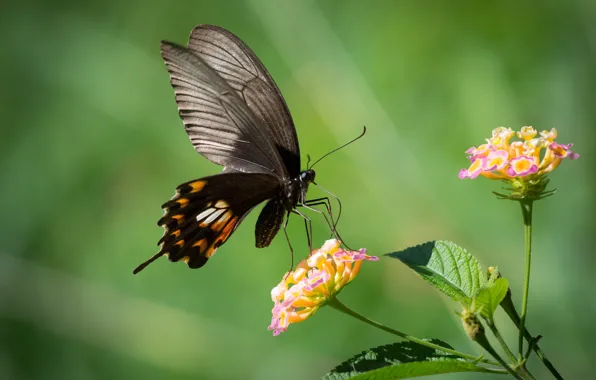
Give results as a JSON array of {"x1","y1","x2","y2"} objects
[
  {"x1": 133, "y1": 252, "x2": 165, "y2": 274},
  {"x1": 308, "y1": 126, "x2": 367, "y2": 169}
]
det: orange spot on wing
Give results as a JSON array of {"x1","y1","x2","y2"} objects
[
  {"x1": 204, "y1": 217, "x2": 239, "y2": 259},
  {"x1": 192, "y1": 239, "x2": 208, "y2": 252},
  {"x1": 205, "y1": 246, "x2": 219, "y2": 258},
  {"x1": 181, "y1": 256, "x2": 190, "y2": 263},
  {"x1": 189, "y1": 180, "x2": 206, "y2": 193},
  {"x1": 211, "y1": 211, "x2": 232, "y2": 232},
  {"x1": 171, "y1": 229, "x2": 181, "y2": 238},
  {"x1": 175, "y1": 240, "x2": 185, "y2": 247},
  {"x1": 171, "y1": 215, "x2": 184, "y2": 224},
  {"x1": 219, "y1": 217, "x2": 239, "y2": 242},
  {"x1": 176, "y1": 198, "x2": 189, "y2": 208}
]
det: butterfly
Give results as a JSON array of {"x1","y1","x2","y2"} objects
[{"x1": 133, "y1": 25, "x2": 323, "y2": 274}]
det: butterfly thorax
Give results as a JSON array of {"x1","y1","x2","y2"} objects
[{"x1": 283, "y1": 169, "x2": 315, "y2": 209}]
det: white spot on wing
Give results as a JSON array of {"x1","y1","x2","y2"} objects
[
  {"x1": 215, "y1": 200, "x2": 229, "y2": 209},
  {"x1": 196, "y1": 208, "x2": 215, "y2": 222},
  {"x1": 204, "y1": 209, "x2": 225, "y2": 224}
]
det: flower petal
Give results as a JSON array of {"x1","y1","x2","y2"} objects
[
  {"x1": 320, "y1": 239, "x2": 341, "y2": 254},
  {"x1": 549, "y1": 142, "x2": 579, "y2": 159},
  {"x1": 517, "y1": 126, "x2": 537, "y2": 141},
  {"x1": 540, "y1": 128, "x2": 558, "y2": 142},
  {"x1": 485, "y1": 149, "x2": 509, "y2": 171},
  {"x1": 467, "y1": 157, "x2": 486, "y2": 179},
  {"x1": 507, "y1": 156, "x2": 538, "y2": 177}
]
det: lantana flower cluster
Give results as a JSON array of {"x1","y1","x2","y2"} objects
[
  {"x1": 458, "y1": 126, "x2": 579, "y2": 181},
  {"x1": 268, "y1": 239, "x2": 378, "y2": 336}
]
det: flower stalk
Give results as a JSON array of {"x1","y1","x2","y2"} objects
[
  {"x1": 486, "y1": 320, "x2": 517, "y2": 364},
  {"x1": 500, "y1": 291, "x2": 563, "y2": 379},
  {"x1": 329, "y1": 297, "x2": 503, "y2": 368},
  {"x1": 460, "y1": 307, "x2": 530, "y2": 379},
  {"x1": 518, "y1": 200, "x2": 533, "y2": 359}
]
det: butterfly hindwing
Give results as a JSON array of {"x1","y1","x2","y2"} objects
[
  {"x1": 159, "y1": 195, "x2": 238, "y2": 269},
  {"x1": 133, "y1": 173, "x2": 280, "y2": 273}
]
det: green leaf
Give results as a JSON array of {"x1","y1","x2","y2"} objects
[
  {"x1": 323, "y1": 340, "x2": 498, "y2": 379},
  {"x1": 474, "y1": 278, "x2": 509, "y2": 322},
  {"x1": 386, "y1": 241, "x2": 486, "y2": 304}
]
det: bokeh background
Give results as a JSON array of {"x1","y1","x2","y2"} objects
[{"x1": 1, "y1": 0, "x2": 594, "y2": 379}]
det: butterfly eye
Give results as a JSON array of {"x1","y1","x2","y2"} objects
[{"x1": 300, "y1": 169, "x2": 316, "y2": 183}]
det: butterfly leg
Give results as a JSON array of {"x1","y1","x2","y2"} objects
[
  {"x1": 300, "y1": 200, "x2": 353, "y2": 251},
  {"x1": 304, "y1": 197, "x2": 337, "y2": 233},
  {"x1": 282, "y1": 210, "x2": 296, "y2": 274},
  {"x1": 291, "y1": 208, "x2": 313, "y2": 253},
  {"x1": 299, "y1": 201, "x2": 339, "y2": 242},
  {"x1": 304, "y1": 218, "x2": 312, "y2": 252},
  {"x1": 312, "y1": 182, "x2": 343, "y2": 228}
]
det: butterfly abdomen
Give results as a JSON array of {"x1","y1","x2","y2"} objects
[{"x1": 255, "y1": 199, "x2": 285, "y2": 248}]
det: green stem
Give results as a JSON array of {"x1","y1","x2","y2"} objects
[
  {"x1": 328, "y1": 298, "x2": 500, "y2": 367},
  {"x1": 474, "y1": 331, "x2": 526, "y2": 380},
  {"x1": 500, "y1": 293, "x2": 564, "y2": 379},
  {"x1": 487, "y1": 320, "x2": 517, "y2": 363},
  {"x1": 518, "y1": 200, "x2": 533, "y2": 358},
  {"x1": 487, "y1": 320, "x2": 536, "y2": 379}
]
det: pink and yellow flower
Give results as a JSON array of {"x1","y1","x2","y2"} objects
[
  {"x1": 268, "y1": 239, "x2": 378, "y2": 336},
  {"x1": 459, "y1": 126, "x2": 579, "y2": 181}
]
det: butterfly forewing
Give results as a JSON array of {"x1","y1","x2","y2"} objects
[
  {"x1": 187, "y1": 25, "x2": 301, "y2": 176},
  {"x1": 161, "y1": 41, "x2": 287, "y2": 176}
]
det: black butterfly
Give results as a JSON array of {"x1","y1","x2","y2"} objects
[{"x1": 134, "y1": 25, "x2": 324, "y2": 274}]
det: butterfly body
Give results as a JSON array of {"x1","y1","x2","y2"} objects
[
  {"x1": 283, "y1": 169, "x2": 315, "y2": 209},
  {"x1": 133, "y1": 25, "x2": 316, "y2": 274}
]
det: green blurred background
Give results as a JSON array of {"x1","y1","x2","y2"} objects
[{"x1": 1, "y1": 0, "x2": 594, "y2": 379}]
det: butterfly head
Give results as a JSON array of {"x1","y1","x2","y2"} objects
[{"x1": 300, "y1": 169, "x2": 316, "y2": 184}]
